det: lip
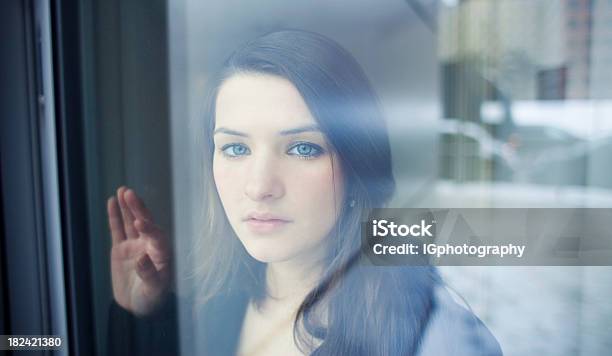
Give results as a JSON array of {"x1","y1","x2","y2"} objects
[{"x1": 243, "y1": 212, "x2": 292, "y2": 234}]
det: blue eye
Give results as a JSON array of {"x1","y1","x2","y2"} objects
[
  {"x1": 220, "y1": 143, "x2": 250, "y2": 158},
  {"x1": 287, "y1": 142, "x2": 323, "y2": 159}
]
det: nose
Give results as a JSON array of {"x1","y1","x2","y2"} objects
[{"x1": 244, "y1": 153, "x2": 285, "y2": 202}]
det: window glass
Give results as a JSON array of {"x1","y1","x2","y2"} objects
[{"x1": 81, "y1": 1, "x2": 612, "y2": 355}]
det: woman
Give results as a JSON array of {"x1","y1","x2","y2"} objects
[{"x1": 107, "y1": 30, "x2": 501, "y2": 355}]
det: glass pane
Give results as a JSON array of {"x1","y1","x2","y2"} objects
[{"x1": 78, "y1": 0, "x2": 612, "y2": 355}]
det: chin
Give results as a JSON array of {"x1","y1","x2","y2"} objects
[
  {"x1": 244, "y1": 246, "x2": 295, "y2": 263},
  {"x1": 239, "y1": 237, "x2": 299, "y2": 263}
]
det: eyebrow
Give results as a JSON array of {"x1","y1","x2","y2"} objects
[{"x1": 213, "y1": 124, "x2": 321, "y2": 137}]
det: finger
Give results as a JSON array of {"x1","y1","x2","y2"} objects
[
  {"x1": 134, "y1": 218, "x2": 163, "y2": 239},
  {"x1": 125, "y1": 188, "x2": 154, "y2": 222},
  {"x1": 134, "y1": 219, "x2": 167, "y2": 244},
  {"x1": 117, "y1": 186, "x2": 138, "y2": 239},
  {"x1": 135, "y1": 253, "x2": 161, "y2": 288},
  {"x1": 107, "y1": 197, "x2": 127, "y2": 244},
  {"x1": 135, "y1": 219, "x2": 170, "y2": 257}
]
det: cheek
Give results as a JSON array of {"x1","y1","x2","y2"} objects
[
  {"x1": 212, "y1": 159, "x2": 240, "y2": 209},
  {"x1": 289, "y1": 160, "x2": 344, "y2": 218}
]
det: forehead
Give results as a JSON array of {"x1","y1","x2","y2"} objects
[{"x1": 215, "y1": 73, "x2": 316, "y2": 129}]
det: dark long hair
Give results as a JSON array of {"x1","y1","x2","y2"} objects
[{"x1": 193, "y1": 29, "x2": 439, "y2": 355}]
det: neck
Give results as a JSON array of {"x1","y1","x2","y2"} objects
[{"x1": 265, "y1": 254, "x2": 325, "y2": 303}]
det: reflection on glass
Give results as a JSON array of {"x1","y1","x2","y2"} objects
[
  {"x1": 437, "y1": 1, "x2": 612, "y2": 355},
  {"x1": 439, "y1": 0, "x2": 612, "y2": 193},
  {"x1": 106, "y1": 30, "x2": 501, "y2": 356},
  {"x1": 95, "y1": 1, "x2": 612, "y2": 355}
]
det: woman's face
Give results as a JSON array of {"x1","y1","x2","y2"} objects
[{"x1": 213, "y1": 73, "x2": 345, "y2": 264}]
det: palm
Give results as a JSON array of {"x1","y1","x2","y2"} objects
[{"x1": 107, "y1": 187, "x2": 172, "y2": 316}]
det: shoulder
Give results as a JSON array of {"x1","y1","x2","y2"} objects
[{"x1": 417, "y1": 285, "x2": 503, "y2": 356}]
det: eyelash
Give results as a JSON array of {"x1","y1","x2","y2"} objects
[
  {"x1": 288, "y1": 141, "x2": 325, "y2": 159},
  {"x1": 219, "y1": 142, "x2": 325, "y2": 160}
]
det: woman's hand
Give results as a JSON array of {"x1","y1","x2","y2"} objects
[{"x1": 107, "y1": 186, "x2": 172, "y2": 316}]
